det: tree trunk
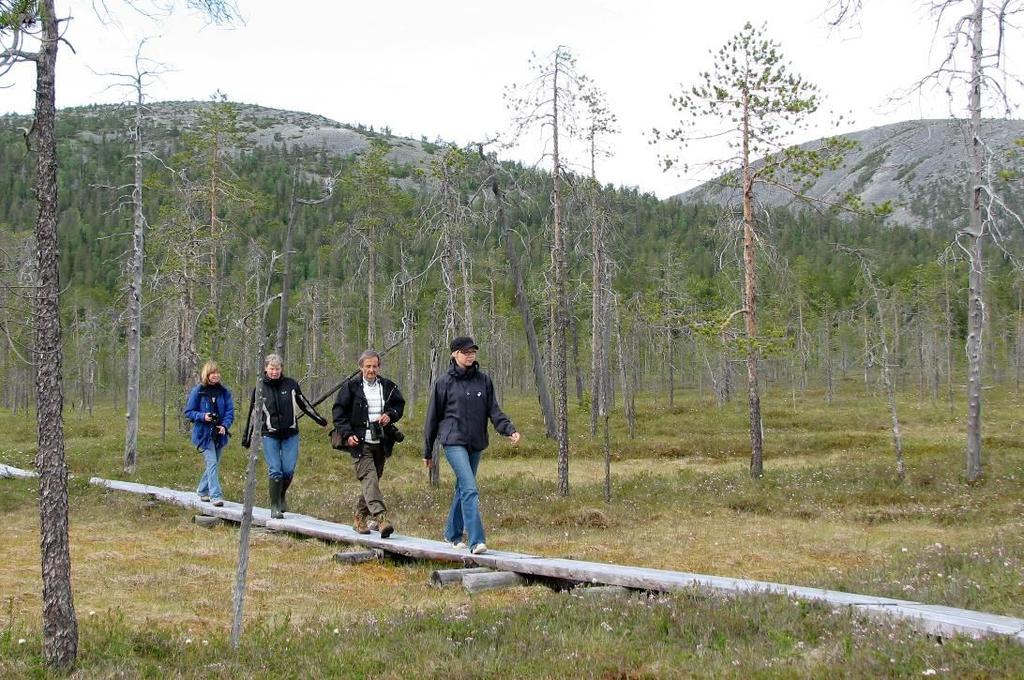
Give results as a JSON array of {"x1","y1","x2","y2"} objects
[
  {"x1": 275, "y1": 190, "x2": 299, "y2": 361},
  {"x1": 551, "y1": 67, "x2": 571, "y2": 497},
  {"x1": 459, "y1": 243, "x2": 474, "y2": 335},
  {"x1": 589, "y1": 195, "x2": 603, "y2": 436},
  {"x1": 367, "y1": 247, "x2": 376, "y2": 348},
  {"x1": 615, "y1": 303, "x2": 636, "y2": 439},
  {"x1": 964, "y1": 0, "x2": 984, "y2": 483},
  {"x1": 124, "y1": 77, "x2": 146, "y2": 475},
  {"x1": 33, "y1": 1, "x2": 79, "y2": 669},
  {"x1": 741, "y1": 93, "x2": 765, "y2": 479},
  {"x1": 486, "y1": 157, "x2": 557, "y2": 439},
  {"x1": 231, "y1": 377, "x2": 264, "y2": 648}
]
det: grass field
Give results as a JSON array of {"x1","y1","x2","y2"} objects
[{"x1": 2, "y1": 381, "x2": 1023, "y2": 677}]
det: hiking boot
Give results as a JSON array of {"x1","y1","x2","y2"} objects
[
  {"x1": 212, "y1": 499, "x2": 224, "y2": 507},
  {"x1": 471, "y1": 543, "x2": 488, "y2": 555},
  {"x1": 353, "y1": 512, "x2": 371, "y2": 535},
  {"x1": 374, "y1": 512, "x2": 394, "y2": 539}
]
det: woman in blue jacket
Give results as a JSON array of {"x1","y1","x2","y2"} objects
[
  {"x1": 423, "y1": 337, "x2": 521, "y2": 555},
  {"x1": 184, "y1": 361, "x2": 235, "y2": 506}
]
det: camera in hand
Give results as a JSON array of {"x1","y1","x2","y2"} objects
[
  {"x1": 385, "y1": 423, "x2": 404, "y2": 442},
  {"x1": 207, "y1": 412, "x2": 221, "y2": 427}
]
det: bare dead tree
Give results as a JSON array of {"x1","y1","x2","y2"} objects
[
  {"x1": 506, "y1": 45, "x2": 590, "y2": 495},
  {"x1": 841, "y1": 245, "x2": 906, "y2": 481},
  {"x1": 275, "y1": 169, "x2": 337, "y2": 361},
  {"x1": 827, "y1": 0, "x2": 1024, "y2": 483},
  {"x1": 476, "y1": 144, "x2": 558, "y2": 439}
]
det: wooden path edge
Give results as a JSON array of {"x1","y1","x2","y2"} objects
[
  {"x1": 1, "y1": 463, "x2": 38, "y2": 479},
  {"x1": 85, "y1": 475, "x2": 1024, "y2": 645}
]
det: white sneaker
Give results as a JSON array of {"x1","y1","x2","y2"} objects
[
  {"x1": 199, "y1": 495, "x2": 211, "y2": 502},
  {"x1": 471, "y1": 543, "x2": 488, "y2": 555},
  {"x1": 446, "y1": 539, "x2": 467, "y2": 549}
]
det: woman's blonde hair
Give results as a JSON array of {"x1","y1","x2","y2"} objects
[{"x1": 200, "y1": 361, "x2": 221, "y2": 386}]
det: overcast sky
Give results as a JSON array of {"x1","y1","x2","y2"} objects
[{"x1": 2, "y1": 0, "x2": 1010, "y2": 197}]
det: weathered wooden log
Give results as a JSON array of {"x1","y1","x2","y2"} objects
[
  {"x1": 462, "y1": 571, "x2": 527, "y2": 594},
  {"x1": 333, "y1": 549, "x2": 383, "y2": 565},
  {"x1": 577, "y1": 585, "x2": 633, "y2": 598},
  {"x1": 430, "y1": 567, "x2": 492, "y2": 587},
  {"x1": 193, "y1": 515, "x2": 222, "y2": 528},
  {"x1": 0, "y1": 463, "x2": 37, "y2": 479}
]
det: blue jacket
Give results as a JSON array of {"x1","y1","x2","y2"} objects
[{"x1": 184, "y1": 383, "x2": 235, "y2": 451}]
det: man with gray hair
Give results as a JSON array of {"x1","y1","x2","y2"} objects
[{"x1": 331, "y1": 349, "x2": 406, "y2": 537}]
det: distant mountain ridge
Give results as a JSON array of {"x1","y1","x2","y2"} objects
[
  {"x1": 56, "y1": 99, "x2": 441, "y2": 177},
  {"x1": 673, "y1": 119, "x2": 1024, "y2": 229}
]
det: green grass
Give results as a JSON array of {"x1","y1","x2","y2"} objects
[{"x1": 2, "y1": 380, "x2": 1024, "y2": 676}]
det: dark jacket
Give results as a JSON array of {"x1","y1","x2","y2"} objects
[
  {"x1": 184, "y1": 382, "x2": 235, "y2": 451},
  {"x1": 241, "y1": 374, "x2": 326, "y2": 447},
  {"x1": 331, "y1": 376, "x2": 405, "y2": 458},
  {"x1": 423, "y1": 360, "x2": 515, "y2": 459}
]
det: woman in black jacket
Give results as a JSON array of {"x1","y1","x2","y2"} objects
[
  {"x1": 423, "y1": 336, "x2": 521, "y2": 555},
  {"x1": 241, "y1": 353, "x2": 327, "y2": 518}
]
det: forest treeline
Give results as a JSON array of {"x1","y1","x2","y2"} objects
[{"x1": 0, "y1": 101, "x2": 1021, "y2": 430}]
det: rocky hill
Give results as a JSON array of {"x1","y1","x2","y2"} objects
[
  {"x1": 51, "y1": 100, "x2": 441, "y2": 181},
  {"x1": 674, "y1": 119, "x2": 1024, "y2": 230}
]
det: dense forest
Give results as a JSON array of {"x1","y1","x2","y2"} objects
[{"x1": 0, "y1": 100, "x2": 1021, "y2": 432}]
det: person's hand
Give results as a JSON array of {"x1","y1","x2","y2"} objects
[
  {"x1": 378, "y1": 413, "x2": 391, "y2": 426},
  {"x1": 346, "y1": 435, "x2": 360, "y2": 447},
  {"x1": 509, "y1": 432, "x2": 521, "y2": 444},
  {"x1": 216, "y1": 425, "x2": 226, "y2": 435},
  {"x1": 204, "y1": 413, "x2": 213, "y2": 422}
]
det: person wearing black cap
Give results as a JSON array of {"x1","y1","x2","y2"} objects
[{"x1": 423, "y1": 336, "x2": 521, "y2": 555}]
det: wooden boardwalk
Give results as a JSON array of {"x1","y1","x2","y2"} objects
[
  {"x1": 75, "y1": 474, "x2": 1024, "y2": 645},
  {"x1": 4, "y1": 467, "x2": 1020, "y2": 643}
]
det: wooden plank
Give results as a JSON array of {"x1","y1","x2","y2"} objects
[
  {"x1": 90, "y1": 477, "x2": 274, "y2": 526},
  {"x1": 0, "y1": 463, "x2": 37, "y2": 479},
  {"x1": 90, "y1": 475, "x2": 1024, "y2": 645},
  {"x1": 855, "y1": 604, "x2": 1024, "y2": 638}
]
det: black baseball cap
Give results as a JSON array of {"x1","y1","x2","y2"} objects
[{"x1": 450, "y1": 336, "x2": 479, "y2": 352}]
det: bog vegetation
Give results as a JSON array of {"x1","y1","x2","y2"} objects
[{"x1": 1, "y1": 385, "x2": 1023, "y2": 677}]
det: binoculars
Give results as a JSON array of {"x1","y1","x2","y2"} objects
[{"x1": 367, "y1": 421, "x2": 404, "y2": 442}]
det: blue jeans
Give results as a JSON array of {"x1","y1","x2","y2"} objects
[
  {"x1": 196, "y1": 445, "x2": 224, "y2": 500},
  {"x1": 443, "y1": 445, "x2": 484, "y2": 549},
  {"x1": 262, "y1": 434, "x2": 300, "y2": 480}
]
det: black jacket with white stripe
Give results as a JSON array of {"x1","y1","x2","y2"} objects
[{"x1": 241, "y1": 374, "x2": 326, "y2": 446}]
